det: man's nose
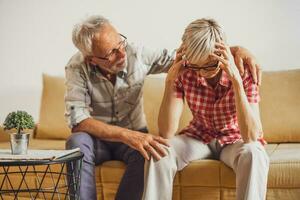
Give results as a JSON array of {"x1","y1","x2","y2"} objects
[{"x1": 117, "y1": 48, "x2": 126, "y2": 59}]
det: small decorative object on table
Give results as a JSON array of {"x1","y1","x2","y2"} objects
[{"x1": 3, "y1": 110, "x2": 34, "y2": 155}]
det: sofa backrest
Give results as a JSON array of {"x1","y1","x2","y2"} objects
[
  {"x1": 35, "y1": 74, "x2": 71, "y2": 140},
  {"x1": 143, "y1": 74, "x2": 192, "y2": 135},
  {"x1": 36, "y1": 70, "x2": 300, "y2": 143},
  {"x1": 143, "y1": 70, "x2": 300, "y2": 143}
]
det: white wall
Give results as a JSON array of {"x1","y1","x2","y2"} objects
[{"x1": 0, "y1": 0, "x2": 300, "y2": 123}]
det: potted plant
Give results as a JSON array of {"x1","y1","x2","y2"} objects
[{"x1": 3, "y1": 111, "x2": 35, "y2": 155}]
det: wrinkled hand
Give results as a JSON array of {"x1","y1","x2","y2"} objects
[
  {"x1": 123, "y1": 130, "x2": 170, "y2": 161},
  {"x1": 232, "y1": 46, "x2": 262, "y2": 85},
  {"x1": 166, "y1": 45, "x2": 185, "y2": 83},
  {"x1": 211, "y1": 42, "x2": 242, "y2": 82}
]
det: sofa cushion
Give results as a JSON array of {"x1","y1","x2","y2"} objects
[
  {"x1": 0, "y1": 127, "x2": 10, "y2": 142},
  {"x1": 35, "y1": 69, "x2": 300, "y2": 142},
  {"x1": 1, "y1": 141, "x2": 299, "y2": 200},
  {"x1": 96, "y1": 142, "x2": 300, "y2": 199},
  {"x1": 35, "y1": 74, "x2": 71, "y2": 140},
  {"x1": 143, "y1": 74, "x2": 192, "y2": 135},
  {"x1": 260, "y1": 69, "x2": 300, "y2": 143},
  {"x1": 180, "y1": 160, "x2": 220, "y2": 187},
  {"x1": 267, "y1": 143, "x2": 300, "y2": 188},
  {"x1": 220, "y1": 143, "x2": 300, "y2": 189},
  {"x1": 100, "y1": 160, "x2": 180, "y2": 200}
]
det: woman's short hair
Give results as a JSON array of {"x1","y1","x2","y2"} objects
[
  {"x1": 72, "y1": 15, "x2": 109, "y2": 56},
  {"x1": 181, "y1": 18, "x2": 226, "y2": 64}
]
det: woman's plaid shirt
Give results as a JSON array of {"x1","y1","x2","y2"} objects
[{"x1": 174, "y1": 68, "x2": 266, "y2": 146}]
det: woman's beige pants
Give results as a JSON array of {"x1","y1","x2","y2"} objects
[{"x1": 142, "y1": 134, "x2": 269, "y2": 200}]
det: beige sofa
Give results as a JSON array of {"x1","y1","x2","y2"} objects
[{"x1": 1, "y1": 69, "x2": 300, "y2": 200}]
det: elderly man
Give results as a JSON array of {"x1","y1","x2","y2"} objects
[{"x1": 65, "y1": 15, "x2": 262, "y2": 200}]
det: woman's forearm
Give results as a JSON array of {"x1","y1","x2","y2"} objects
[
  {"x1": 232, "y1": 79, "x2": 262, "y2": 143},
  {"x1": 158, "y1": 80, "x2": 183, "y2": 138}
]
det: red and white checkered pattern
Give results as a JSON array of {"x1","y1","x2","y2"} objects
[{"x1": 174, "y1": 68, "x2": 266, "y2": 146}]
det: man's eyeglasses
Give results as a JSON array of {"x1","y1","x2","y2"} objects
[
  {"x1": 182, "y1": 55, "x2": 220, "y2": 71},
  {"x1": 94, "y1": 34, "x2": 127, "y2": 61}
]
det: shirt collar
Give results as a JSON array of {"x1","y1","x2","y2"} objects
[
  {"x1": 196, "y1": 75, "x2": 208, "y2": 87},
  {"x1": 117, "y1": 59, "x2": 128, "y2": 79},
  {"x1": 219, "y1": 70, "x2": 230, "y2": 87},
  {"x1": 89, "y1": 58, "x2": 128, "y2": 80},
  {"x1": 195, "y1": 70, "x2": 231, "y2": 88}
]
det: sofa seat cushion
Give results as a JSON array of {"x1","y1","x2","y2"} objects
[
  {"x1": 220, "y1": 143, "x2": 300, "y2": 188},
  {"x1": 268, "y1": 143, "x2": 300, "y2": 188},
  {"x1": 97, "y1": 143, "x2": 300, "y2": 191},
  {"x1": 180, "y1": 160, "x2": 220, "y2": 187},
  {"x1": 1, "y1": 142, "x2": 300, "y2": 199},
  {"x1": 99, "y1": 160, "x2": 181, "y2": 200}
]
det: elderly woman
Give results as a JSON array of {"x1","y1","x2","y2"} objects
[{"x1": 142, "y1": 18, "x2": 270, "y2": 200}]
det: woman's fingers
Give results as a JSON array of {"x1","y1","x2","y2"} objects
[
  {"x1": 213, "y1": 48, "x2": 228, "y2": 60},
  {"x1": 215, "y1": 42, "x2": 227, "y2": 50},
  {"x1": 176, "y1": 44, "x2": 185, "y2": 54},
  {"x1": 175, "y1": 52, "x2": 183, "y2": 63},
  {"x1": 175, "y1": 44, "x2": 186, "y2": 62},
  {"x1": 257, "y1": 64, "x2": 262, "y2": 86},
  {"x1": 248, "y1": 59, "x2": 258, "y2": 84},
  {"x1": 210, "y1": 52, "x2": 227, "y2": 65}
]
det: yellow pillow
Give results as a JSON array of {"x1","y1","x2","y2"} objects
[
  {"x1": 143, "y1": 74, "x2": 192, "y2": 135},
  {"x1": 260, "y1": 69, "x2": 300, "y2": 143},
  {"x1": 35, "y1": 74, "x2": 71, "y2": 140}
]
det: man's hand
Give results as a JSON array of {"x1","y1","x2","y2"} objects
[
  {"x1": 122, "y1": 130, "x2": 170, "y2": 161},
  {"x1": 230, "y1": 46, "x2": 262, "y2": 85}
]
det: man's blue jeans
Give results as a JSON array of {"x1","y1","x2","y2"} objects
[{"x1": 66, "y1": 128, "x2": 147, "y2": 200}]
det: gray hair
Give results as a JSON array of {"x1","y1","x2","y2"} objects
[
  {"x1": 181, "y1": 18, "x2": 226, "y2": 64},
  {"x1": 72, "y1": 15, "x2": 109, "y2": 56}
]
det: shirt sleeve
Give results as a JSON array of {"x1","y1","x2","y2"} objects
[
  {"x1": 139, "y1": 45, "x2": 176, "y2": 75},
  {"x1": 64, "y1": 64, "x2": 91, "y2": 128},
  {"x1": 242, "y1": 67, "x2": 260, "y2": 103},
  {"x1": 174, "y1": 76, "x2": 185, "y2": 99}
]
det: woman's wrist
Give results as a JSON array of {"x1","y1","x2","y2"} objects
[
  {"x1": 165, "y1": 76, "x2": 176, "y2": 85},
  {"x1": 231, "y1": 76, "x2": 243, "y2": 88}
]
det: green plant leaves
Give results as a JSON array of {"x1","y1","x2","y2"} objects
[{"x1": 3, "y1": 111, "x2": 34, "y2": 134}]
